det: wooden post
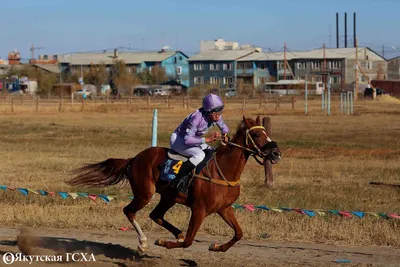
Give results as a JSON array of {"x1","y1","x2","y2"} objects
[
  {"x1": 81, "y1": 99, "x2": 85, "y2": 111},
  {"x1": 71, "y1": 93, "x2": 74, "y2": 104},
  {"x1": 355, "y1": 37, "x2": 359, "y2": 101},
  {"x1": 275, "y1": 96, "x2": 279, "y2": 110},
  {"x1": 223, "y1": 95, "x2": 227, "y2": 105},
  {"x1": 291, "y1": 97, "x2": 295, "y2": 110},
  {"x1": 242, "y1": 97, "x2": 246, "y2": 110},
  {"x1": 11, "y1": 97, "x2": 14, "y2": 113},
  {"x1": 183, "y1": 96, "x2": 186, "y2": 109},
  {"x1": 147, "y1": 96, "x2": 150, "y2": 107},
  {"x1": 259, "y1": 94, "x2": 262, "y2": 109},
  {"x1": 187, "y1": 97, "x2": 190, "y2": 110},
  {"x1": 36, "y1": 96, "x2": 39, "y2": 112},
  {"x1": 262, "y1": 117, "x2": 273, "y2": 187},
  {"x1": 59, "y1": 98, "x2": 63, "y2": 112}
]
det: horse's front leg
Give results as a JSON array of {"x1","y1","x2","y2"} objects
[
  {"x1": 155, "y1": 207, "x2": 206, "y2": 249},
  {"x1": 209, "y1": 206, "x2": 243, "y2": 252}
]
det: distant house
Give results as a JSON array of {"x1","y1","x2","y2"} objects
[
  {"x1": 58, "y1": 49, "x2": 190, "y2": 87},
  {"x1": 234, "y1": 47, "x2": 387, "y2": 89},
  {"x1": 187, "y1": 49, "x2": 257, "y2": 88},
  {"x1": 388, "y1": 56, "x2": 400, "y2": 80}
]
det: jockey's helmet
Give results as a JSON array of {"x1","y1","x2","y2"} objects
[{"x1": 202, "y1": 93, "x2": 224, "y2": 113}]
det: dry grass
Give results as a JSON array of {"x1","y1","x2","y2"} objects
[{"x1": 0, "y1": 96, "x2": 399, "y2": 248}]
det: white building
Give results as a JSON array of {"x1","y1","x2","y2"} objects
[{"x1": 200, "y1": 39, "x2": 262, "y2": 52}]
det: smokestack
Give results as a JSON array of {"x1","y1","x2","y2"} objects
[
  {"x1": 344, "y1": 12, "x2": 347, "y2": 48},
  {"x1": 336, "y1": 13, "x2": 339, "y2": 48},
  {"x1": 353, "y1": 12, "x2": 356, "y2": 47}
]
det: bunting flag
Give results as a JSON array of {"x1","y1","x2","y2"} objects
[
  {"x1": 68, "y1": 193, "x2": 79, "y2": 199},
  {"x1": 351, "y1": 211, "x2": 365, "y2": 218},
  {"x1": 27, "y1": 189, "x2": 39, "y2": 195},
  {"x1": 88, "y1": 194, "x2": 97, "y2": 203},
  {"x1": 58, "y1": 192, "x2": 69, "y2": 199},
  {"x1": 0, "y1": 184, "x2": 398, "y2": 221},
  {"x1": 17, "y1": 188, "x2": 28, "y2": 196}
]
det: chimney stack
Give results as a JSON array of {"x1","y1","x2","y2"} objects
[
  {"x1": 353, "y1": 12, "x2": 356, "y2": 47},
  {"x1": 336, "y1": 13, "x2": 339, "y2": 48},
  {"x1": 344, "y1": 12, "x2": 347, "y2": 48}
]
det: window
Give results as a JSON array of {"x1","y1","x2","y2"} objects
[
  {"x1": 311, "y1": 62, "x2": 321, "y2": 69},
  {"x1": 258, "y1": 63, "x2": 266, "y2": 70},
  {"x1": 366, "y1": 62, "x2": 373, "y2": 70},
  {"x1": 194, "y1": 64, "x2": 203, "y2": 71},
  {"x1": 225, "y1": 46, "x2": 233, "y2": 50},
  {"x1": 210, "y1": 63, "x2": 220, "y2": 70},
  {"x1": 176, "y1": 67, "x2": 182, "y2": 75},
  {"x1": 331, "y1": 76, "x2": 341, "y2": 84},
  {"x1": 329, "y1": 61, "x2": 342, "y2": 69},
  {"x1": 223, "y1": 77, "x2": 234, "y2": 85},
  {"x1": 223, "y1": 63, "x2": 232, "y2": 70},
  {"x1": 237, "y1": 62, "x2": 244, "y2": 69},
  {"x1": 277, "y1": 61, "x2": 284, "y2": 70},
  {"x1": 179, "y1": 56, "x2": 183, "y2": 60},
  {"x1": 210, "y1": 77, "x2": 220, "y2": 84},
  {"x1": 194, "y1": 77, "x2": 204, "y2": 84},
  {"x1": 297, "y1": 62, "x2": 306, "y2": 69}
]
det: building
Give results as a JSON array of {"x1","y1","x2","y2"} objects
[
  {"x1": 187, "y1": 49, "x2": 257, "y2": 88},
  {"x1": 388, "y1": 56, "x2": 400, "y2": 80},
  {"x1": 200, "y1": 39, "x2": 262, "y2": 52},
  {"x1": 219, "y1": 47, "x2": 387, "y2": 89},
  {"x1": 58, "y1": 49, "x2": 190, "y2": 87}
]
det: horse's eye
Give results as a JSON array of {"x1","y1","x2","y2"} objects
[{"x1": 255, "y1": 134, "x2": 260, "y2": 138}]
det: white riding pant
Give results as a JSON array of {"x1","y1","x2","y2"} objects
[{"x1": 170, "y1": 132, "x2": 210, "y2": 166}]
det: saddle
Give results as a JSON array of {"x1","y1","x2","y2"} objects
[{"x1": 160, "y1": 148, "x2": 214, "y2": 182}]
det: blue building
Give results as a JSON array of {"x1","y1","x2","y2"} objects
[{"x1": 59, "y1": 49, "x2": 190, "y2": 88}]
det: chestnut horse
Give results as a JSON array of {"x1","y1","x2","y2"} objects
[{"x1": 67, "y1": 115, "x2": 281, "y2": 253}]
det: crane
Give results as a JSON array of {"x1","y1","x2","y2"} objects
[{"x1": 30, "y1": 43, "x2": 45, "y2": 61}]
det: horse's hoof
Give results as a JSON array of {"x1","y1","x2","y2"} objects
[
  {"x1": 177, "y1": 233, "x2": 185, "y2": 242},
  {"x1": 209, "y1": 243, "x2": 220, "y2": 252},
  {"x1": 154, "y1": 238, "x2": 166, "y2": 247},
  {"x1": 137, "y1": 245, "x2": 147, "y2": 256}
]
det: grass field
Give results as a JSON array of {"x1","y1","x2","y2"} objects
[{"x1": 0, "y1": 95, "x2": 399, "y2": 247}]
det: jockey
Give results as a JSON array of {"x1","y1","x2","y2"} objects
[{"x1": 170, "y1": 93, "x2": 229, "y2": 193}]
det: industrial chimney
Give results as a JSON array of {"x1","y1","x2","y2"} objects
[
  {"x1": 353, "y1": 12, "x2": 356, "y2": 47},
  {"x1": 344, "y1": 12, "x2": 347, "y2": 48},
  {"x1": 336, "y1": 13, "x2": 339, "y2": 48}
]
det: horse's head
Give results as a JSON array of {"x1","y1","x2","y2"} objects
[{"x1": 240, "y1": 115, "x2": 281, "y2": 164}]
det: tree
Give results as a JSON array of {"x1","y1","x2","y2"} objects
[
  {"x1": 84, "y1": 62, "x2": 107, "y2": 96},
  {"x1": 150, "y1": 65, "x2": 168, "y2": 84}
]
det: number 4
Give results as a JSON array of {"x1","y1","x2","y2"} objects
[{"x1": 172, "y1": 161, "x2": 183, "y2": 174}]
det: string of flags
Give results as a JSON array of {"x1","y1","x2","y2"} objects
[{"x1": 1, "y1": 185, "x2": 399, "y2": 220}]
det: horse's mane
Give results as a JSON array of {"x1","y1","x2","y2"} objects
[{"x1": 215, "y1": 121, "x2": 248, "y2": 153}]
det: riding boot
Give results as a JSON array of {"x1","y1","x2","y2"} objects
[{"x1": 171, "y1": 161, "x2": 196, "y2": 194}]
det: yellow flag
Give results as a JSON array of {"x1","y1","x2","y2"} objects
[
  {"x1": 68, "y1": 193, "x2": 79, "y2": 199},
  {"x1": 27, "y1": 189, "x2": 39, "y2": 195}
]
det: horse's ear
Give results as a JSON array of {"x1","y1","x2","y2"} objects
[
  {"x1": 256, "y1": 115, "x2": 261, "y2": 125},
  {"x1": 242, "y1": 115, "x2": 246, "y2": 122}
]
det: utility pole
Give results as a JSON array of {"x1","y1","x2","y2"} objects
[
  {"x1": 323, "y1": 43, "x2": 327, "y2": 90},
  {"x1": 382, "y1": 45, "x2": 385, "y2": 58},
  {"x1": 284, "y1": 42, "x2": 287, "y2": 80},
  {"x1": 355, "y1": 37, "x2": 359, "y2": 101}
]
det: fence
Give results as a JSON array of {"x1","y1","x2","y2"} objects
[{"x1": 0, "y1": 93, "x2": 357, "y2": 115}]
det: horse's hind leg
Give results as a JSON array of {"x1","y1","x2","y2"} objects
[
  {"x1": 150, "y1": 195, "x2": 184, "y2": 241},
  {"x1": 123, "y1": 196, "x2": 152, "y2": 253},
  {"x1": 209, "y1": 206, "x2": 243, "y2": 252}
]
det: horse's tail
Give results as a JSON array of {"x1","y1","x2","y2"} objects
[{"x1": 67, "y1": 157, "x2": 136, "y2": 188}]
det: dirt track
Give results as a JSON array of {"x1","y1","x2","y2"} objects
[{"x1": 0, "y1": 227, "x2": 398, "y2": 267}]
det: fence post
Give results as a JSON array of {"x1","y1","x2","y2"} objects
[
  {"x1": 36, "y1": 96, "x2": 39, "y2": 112},
  {"x1": 59, "y1": 97, "x2": 63, "y2": 112},
  {"x1": 262, "y1": 117, "x2": 273, "y2": 188},
  {"x1": 11, "y1": 97, "x2": 14, "y2": 113},
  {"x1": 275, "y1": 96, "x2": 279, "y2": 110},
  {"x1": 151, "y1": 109, "x2": 158, "y2": 147},
  {"x1": 183, "y1": 96, "x2": 186, "y2": 109},
  {"x1": 187, "y1": 97, "x2": 190, "y2": 110},
  {"x1": 242, "y1": 97, "x2": 246, "y2": 110},
  {"x1": 81, "y1": 98, "x2": 85, "y2": 111},
  {"x1": 147, "y1": 96, "x2": 151, "y2": 107},
  {"x1": 259, "y1": 94, "x2": 262, "y2": 109},
  {"x1": 291, "y1": 97, "x2": 295, "y2": 110}
]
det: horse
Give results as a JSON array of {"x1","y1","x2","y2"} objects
[{"x1": 67, "y1": 115, "x2": 281, "y2": 253}]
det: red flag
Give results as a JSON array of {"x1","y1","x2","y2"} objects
[
  {"x1": 243, "y1": 204, "x2": 255, "y2": 211},
  {"x1": 88, "y1": 194, "x2": 97, "y2": 203},
  {"x1": 339, "y1": 211, "x2": 352, "y2": 217}
]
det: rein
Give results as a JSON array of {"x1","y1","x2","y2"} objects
[{"x1": 193, "y1": 126, "x2": 269, "y2": 187}]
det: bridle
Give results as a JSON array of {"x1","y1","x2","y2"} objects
[{"x1": 222, "y1": 125, "x2": 273, "y2": 165}]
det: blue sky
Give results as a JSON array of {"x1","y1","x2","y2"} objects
[{"x1": 1, "y1": 0, "x2": 400, "y2": 60}]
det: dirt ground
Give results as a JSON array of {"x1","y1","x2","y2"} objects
[{"x1": 0, "y1": 227, "x2": 398, "y2": 267}]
